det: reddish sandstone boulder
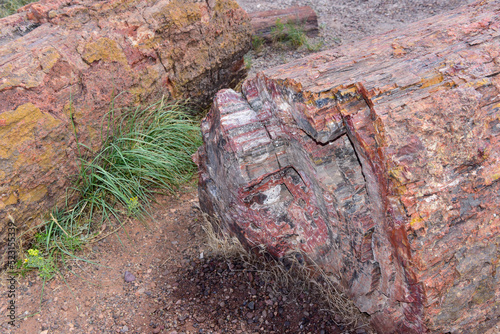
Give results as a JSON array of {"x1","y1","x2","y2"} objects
[
  {"x1": 196, "y1": 1, "x2": 500, "y2": 333},
  {"x1": 0, "y1": 0, "x2": 251, "y2": 262}
]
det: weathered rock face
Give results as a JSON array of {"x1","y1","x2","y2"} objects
[
  {"x1": 196, "y1": 1, "x2": 500, "y2": 333},
  {"x1": 0, "y1": 0, "x2": 251, "y2": 261}
]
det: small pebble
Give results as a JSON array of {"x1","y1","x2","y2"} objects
[{"x1": 124, "y1": 271, "x2": 136, "y2": 283}]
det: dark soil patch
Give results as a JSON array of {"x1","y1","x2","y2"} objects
[{"x1": 170, "y1": 256, "x2": 356, "y2": 334}]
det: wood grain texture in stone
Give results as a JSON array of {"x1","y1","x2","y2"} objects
[{"x1": 196, "y1": 1, "x2": 500, "y2": 332}]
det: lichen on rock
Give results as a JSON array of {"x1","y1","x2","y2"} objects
[{"x1": 0, "y1": 0, "x2": 251, "y2": 265}]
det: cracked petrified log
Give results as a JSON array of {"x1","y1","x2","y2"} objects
[
  {"x1": 0, "y1": 0, "x2": 251, "y2": 264},
  {"x1": 195, "y1": 1, "x2": 500, "y2": 333}
]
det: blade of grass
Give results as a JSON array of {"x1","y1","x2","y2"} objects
[{"x1": 18, "y1": 96, "x2": 201, "y2": 283}]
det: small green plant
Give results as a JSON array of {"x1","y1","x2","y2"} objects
[
  {"x1": 127, "y1": 196, "x2": 140, "y2": 216},
  {"x1": 270, "y1": 18, "x2": 321, "y2": 51},
  {"x1": 251, "y1": 35, "x2": 265, "y2": 53},
  {"x1": 20, "y1": 249, "x2": 57, "y2": 280},
  {"x1": 70, "y1": 98, "x2": 201, "y2": 220},
  {"x1": 285, "y1": 22, "x2": 308, "y2": 49},
  {"x1": 244, "y1": 53, "x2": 253, "y2": 70},
  {"x1": 306, "y1": 39, "x2": 324, "y2": 52},
  {"x1": 0, "y1": 0, "x2": 37, "y2": 18},
  {"x1": 271, "y1": 18, "x2": 287, "y2": 44},
  {"x1": 15, "y1": 97, "x2": 201, "y2": 280}
]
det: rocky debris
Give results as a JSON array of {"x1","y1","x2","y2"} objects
[
  {"x1": 0, "y1": 0, "x2": 251, "y2": 264},
  {"x1": 196, "y1": 1, "x2": 500, "y2": 333},
  {"x1": 123, "y1": 271, "x2": 135, "y2": 283},
  {"x1": 2, "y1": 191, "x2": 362, "y2": 334},
  {"x1": 170, "y1": 256, "x2": 351, "y2": 334}
]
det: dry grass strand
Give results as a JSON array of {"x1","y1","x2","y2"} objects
[{"x1": 200, "y1": 213, "x2": 371, "y2": 331}]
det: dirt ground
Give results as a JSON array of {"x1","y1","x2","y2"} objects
[
  {"x1": 1, "y1": 1, "x2": 476, "y2": 334},
  {"x1": 1, "y1": 189, "x2": 362, "y2": 334}
]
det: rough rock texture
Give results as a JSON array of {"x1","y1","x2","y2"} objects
[
  {"x1": 0, "y1": 0, "x2": 251, "y2": 262},
  {"x1": 196, "y1": 1, "x2": 500, "y2": 333}
]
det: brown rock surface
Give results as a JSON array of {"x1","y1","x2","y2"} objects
[
  {"x1": 196, "y1": 1, "x2": 500, "y2": 333},
  {"x1": 0, "y1": 0, "x2": 251, "y2": 262}
]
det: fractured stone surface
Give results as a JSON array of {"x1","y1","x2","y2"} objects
[
  {"x1": 0, "y1": 0, "x2": 251, "y2": 263},
  {"x1": 196, "y1": 1, "x2": 500, "y2": 333}
]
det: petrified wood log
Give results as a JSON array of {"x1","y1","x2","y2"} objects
[
  {"x1": 196, "y1": 1, "x2": 500, "y2": 333},
  {"x1": 249, "y1": 6, "x2": 319, "y2": 41},
  {"x1": 0, "y1": 0, "x2": 251, "y2": 264}
]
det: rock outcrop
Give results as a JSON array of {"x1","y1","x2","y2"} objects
[
  {"x1": 0, "y1": 0, "x2": 251, "y2": 263},
  {"x1": 196, "y1": 1, "x2": 500, "y2": 333}
]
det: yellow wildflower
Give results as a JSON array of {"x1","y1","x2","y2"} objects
[{"x1": 28, "y1": 248, "x2": 40, "y2": 257}]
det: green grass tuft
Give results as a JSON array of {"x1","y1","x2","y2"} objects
[
  {"x1": 244, "y1": 53, "x2": 253, "y2": 70},
  {"x1": 251, "y1": 35, "x2": 265, "y2": 53},
  {"x1": 72, "y1": 98, "x2": 202, "y2": 222},
  {"x1": 270, "y1": 18, "x2": 287, "y2": 45},
  {"x1": 16, "y1": 98, "x2": 202, "y2": 281},
  {"x1": 285, "y1": 22, "x2": 308, "y2": 49},
  {"x1": 0, "y1": 0, "x2": 37, "y2": 18},
  {"x1": 270, "y1": 18, "x2": 323, "y2": 51}
]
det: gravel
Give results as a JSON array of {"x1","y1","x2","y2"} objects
[
  {"x1": 169, "y1": 256, "x2": 351, "y2": 333},
  {"x1": 123, "y1": 271, "x2": 136, "y2": 283}
]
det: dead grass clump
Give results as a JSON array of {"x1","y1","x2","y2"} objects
[{"x1": 200, "y1": 213, "x2": 370, "y2": 331}]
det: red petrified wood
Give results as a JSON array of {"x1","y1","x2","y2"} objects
[{"x1": 195, "y1": 1, "x2": 500, "y2": 333}]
